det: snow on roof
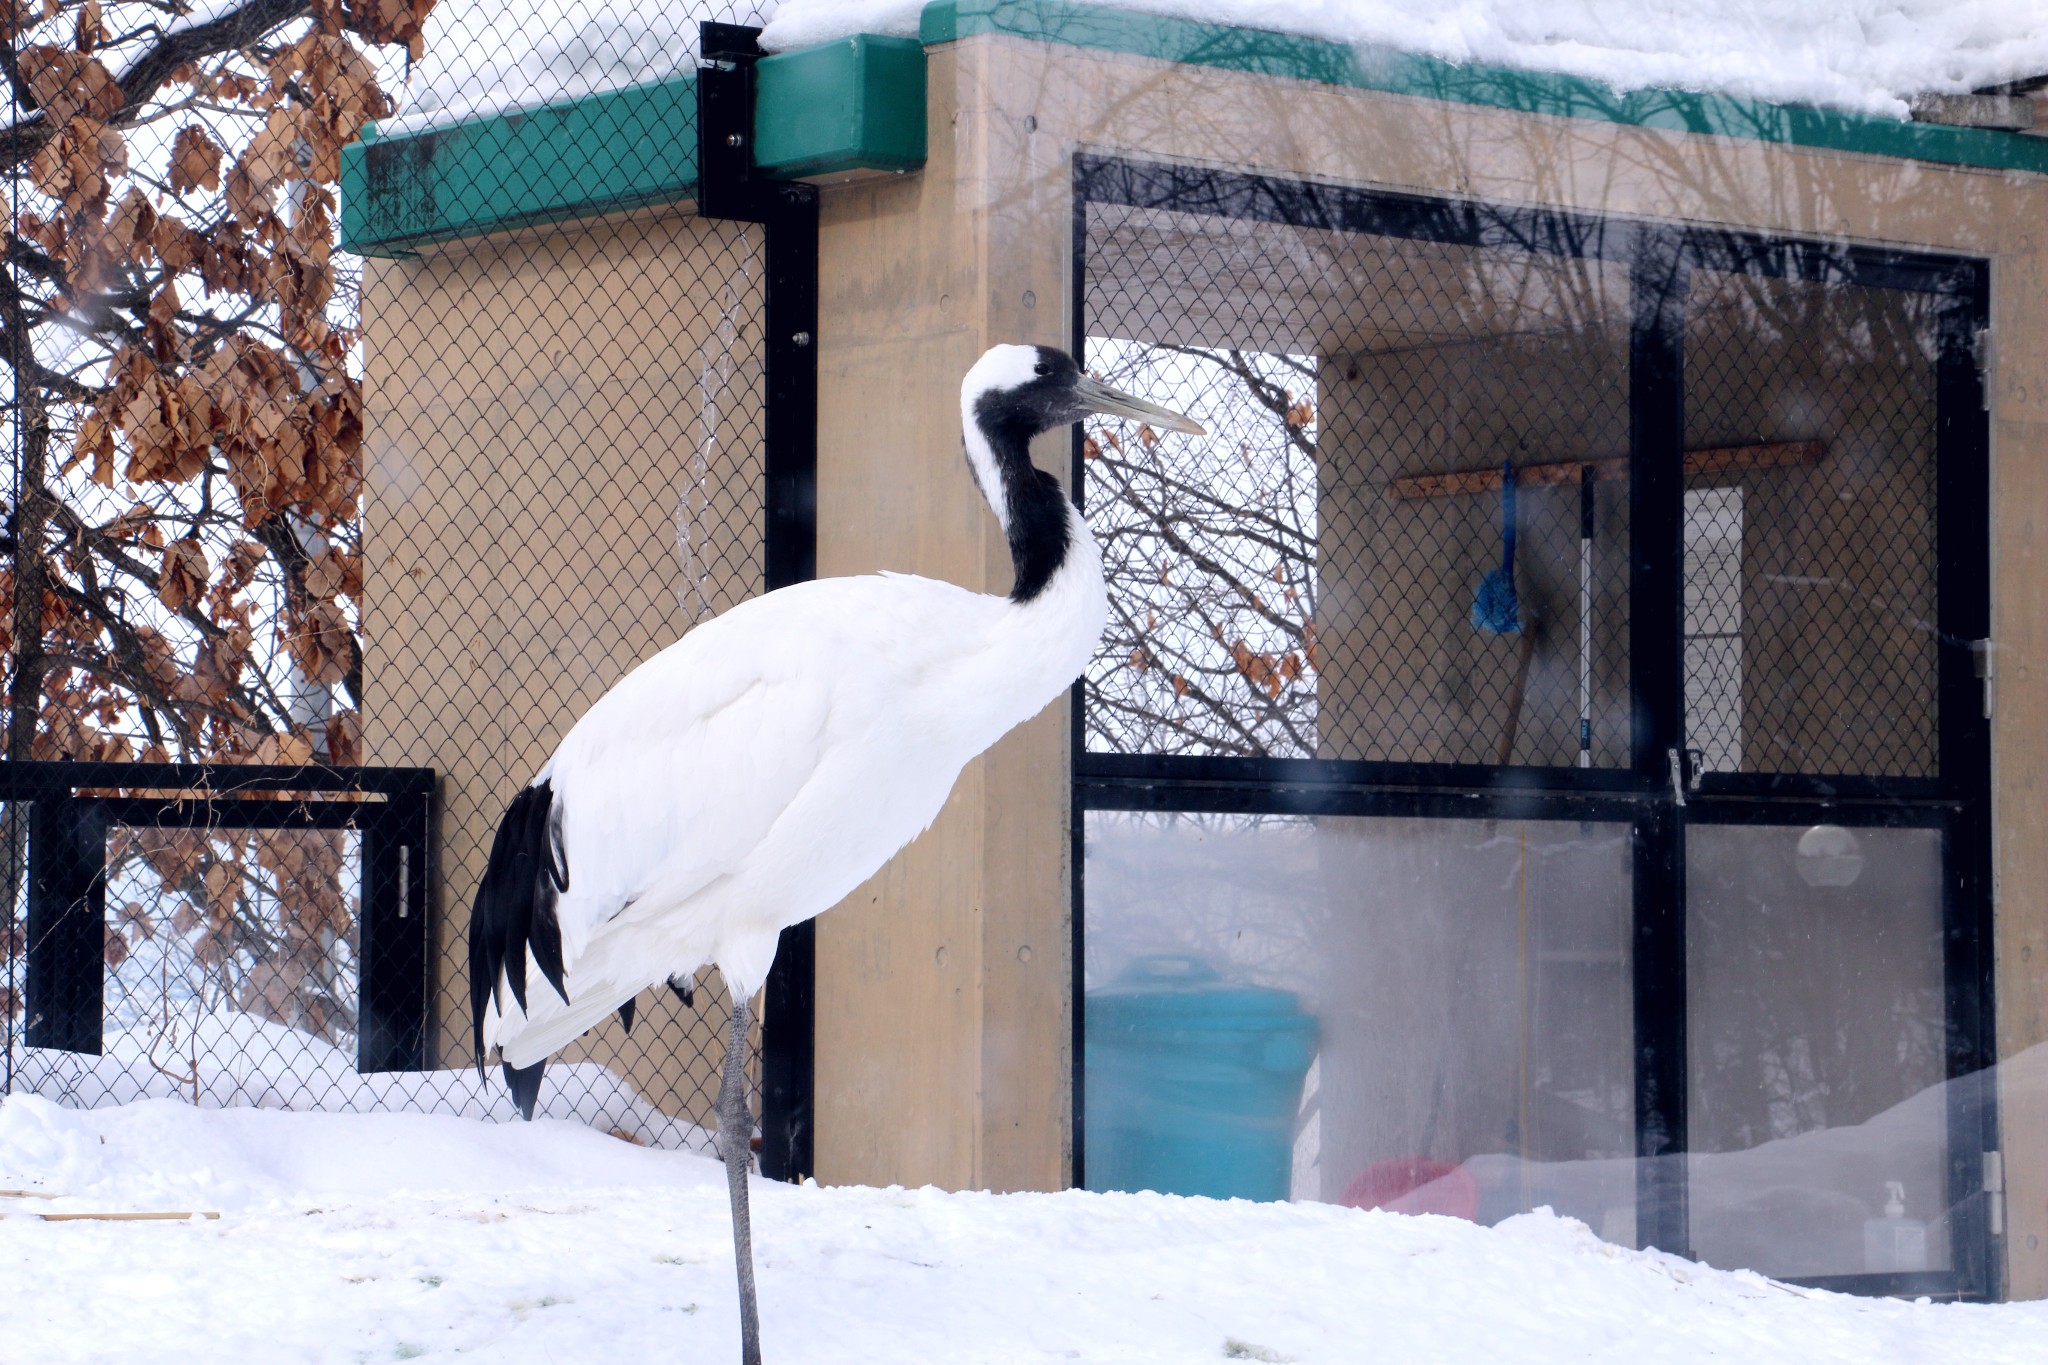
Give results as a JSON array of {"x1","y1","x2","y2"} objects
[
  {"x1": 767, "y1": 0, "x2": 2048, "y2": 118},
  {"x1": 387, "y1": 0, "x2": 2048, "y2": 131},
  {"x1": 384, "y1": 0, "x2": 757, "y2": 132}
]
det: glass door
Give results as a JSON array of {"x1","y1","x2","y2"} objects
[
  {"x1": 1071, "y1": 158, "x2": 1995, "y2": 1298},
  {"x1": 1667, "y1": 247, "x2": 1995, "y2": 1292}
]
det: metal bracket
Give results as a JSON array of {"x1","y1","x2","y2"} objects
[
  {"x1": 1985, "y1": 1149, "x2": 2006, "y2": 1237},
  {"x1": 1974, "y1": 326, "x2": 1994, "y2": 411},
  {"x1": 1972, "y1": 638, "x2": 1995, "y2": 719},
  {"x1": 696, "y1": 22, "x2": 820, "y2": 227},
  {"x1": 696, "y1": 23, "x2": 766, "y2": 223}
]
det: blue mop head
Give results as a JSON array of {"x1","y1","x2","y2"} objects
[{"x1": 1471, "y1": 462, "x2": 1521, "y2": 635}]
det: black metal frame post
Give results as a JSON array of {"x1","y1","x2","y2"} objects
[
  {"x1": 1628, "y1": 228, "x2": 1691, "y2": 1257},
  {"x1": 696, "y1": 21, "x2": 819, "y2": 1184},
  {"x1": 1069, "y1": 155, "x2": 1997, "y2": 1298},
  {"x1": 5, "y1": 761, "x2": 434, "y2": 1072}
]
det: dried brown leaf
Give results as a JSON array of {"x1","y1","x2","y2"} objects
[
  {"x1": 158, "y1": 538, "x2": 207, "y2": 612},
  {"x1": 169, "y1": 125, "x2": 224, "y2": 195}
]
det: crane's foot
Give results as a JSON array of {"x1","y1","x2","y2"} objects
[
  {"x1": 502, "y1": 1059, "x2": 544, "y2": 1120},
  {"x1": 717, "y1": 995, "x2": 763, "y2": 1365}
]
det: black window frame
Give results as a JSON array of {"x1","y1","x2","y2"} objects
[
  {"x1": 1069, "y1": 154, "x2": 1996, "y2": 1300},
  {"x1": 7, "y1": 760, "x2": 435, "y2": 1077}
]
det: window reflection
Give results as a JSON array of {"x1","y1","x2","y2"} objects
[
  {"x1": 1687, "y1": 823, "x2": 1951, "y2": 1278},
  {"x1": 1083, "y1": 810, "x2": 1634, "y2": 1238}
]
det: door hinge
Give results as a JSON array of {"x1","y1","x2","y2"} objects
[
  {"x1": 1986, "y1": 1149, "x2": 2006, "y2": 1237},
  {"x1": 1972, "y1": 638, "x2": 1995, "y2": 720},
  {"x1": 1975, "y1": 326, "x2": 1994, "y2": 411}
]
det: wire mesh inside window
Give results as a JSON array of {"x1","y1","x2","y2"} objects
[
  {"x1": 1082, "y1": 198, "x2": 1633, "y2": 767},
  {"x1": 1682, "y1": 270, "x2": 1940, "y2": 779}
]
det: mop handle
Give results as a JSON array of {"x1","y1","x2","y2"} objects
[{"x1": 1500, "y1": 462, "x2": 1517, "y2": 574}]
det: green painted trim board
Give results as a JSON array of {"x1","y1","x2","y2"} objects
[
  {"x1": 342, "y1": 36, "x2": 928, "y2": 256},
  {"x1": 755, "y1": 34, "x2": 928, "y2": 180},
  {"x1": 922, "y1": 0, "x2": 2048, "y2": 178},
  {"x1": 341, "y1": 76, "x2": 701, "y2": 257}
]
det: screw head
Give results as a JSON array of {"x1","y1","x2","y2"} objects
[
  {"x1": 791, "y1": 331, "x2": 812, "y2": 347},
  {"x1": 725, "y1": 133, "x2": 744, "y2": 148}
]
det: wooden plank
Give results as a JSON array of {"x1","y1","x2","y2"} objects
[
  {"x1": 37, "y1": 1211, "x2": 221, "y2": 1222},
  {"x1": 1388, "y1": 440, "x2": 1826, "y2": 499}
]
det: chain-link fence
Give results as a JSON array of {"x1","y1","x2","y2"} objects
[{"x1": 3, "y1": 2, "x2": 800, "y2": 1162}]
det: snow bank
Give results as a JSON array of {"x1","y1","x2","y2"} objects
[
  {"x1": 7, "y1": 1010, "x2": 711, "y2": 1151},
  {"x1": 0, "y1": 1092, "x2": 714, "y2": 1212},
  {"x1": 387, "y1": 0, "x2": 2048, "y2": 131},
  {"x1": 3, "y1": 1096, "x2": 2047, "y2": 1363}
]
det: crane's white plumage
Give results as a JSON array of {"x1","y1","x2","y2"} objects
[
  {"x1": 472, "y1": 344, "x2": 1199, "y2": 1074},
  {"x1": 466, "y1": 343, "x2": 1199, "y2": 1365},
  {"x1": 479, "y1": 521, "x2": 1105, "y2": 1064}
]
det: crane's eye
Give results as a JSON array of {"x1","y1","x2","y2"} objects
[{"x1": 1033, "y1": 361, "x2": 1051, "y2": 376}]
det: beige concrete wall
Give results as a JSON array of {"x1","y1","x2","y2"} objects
[
  {"x1": 832, "y1": 30, "x2": 2048, "y2": 1285},
  {"x1": 809, "y1": 43, "x2": 1075, "y2": 1193},
  {"x1": 360, "y1": 207, "x2": 765, "y2": 1128}
]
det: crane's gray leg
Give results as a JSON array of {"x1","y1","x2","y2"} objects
[{"x1": 717, "y1": 994, "x2": 763, "y2": 1365}]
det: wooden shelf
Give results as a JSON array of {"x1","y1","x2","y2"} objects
[{"x1": 1388, "y1": 440, "x2": 1827, "y2": 500}]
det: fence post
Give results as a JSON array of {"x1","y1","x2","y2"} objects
[{"x1": 24, "y1": 792, "x2": 106, "y2": 1054}]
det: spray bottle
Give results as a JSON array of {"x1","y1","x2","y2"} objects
[{"x1": 1863, "y1": 1180, "x2": 1929, "y2": 1273}]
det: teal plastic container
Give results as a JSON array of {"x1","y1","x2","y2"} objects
[{"x1": 1084, "y1": 954, "x2": 1318, "y2": 1201}]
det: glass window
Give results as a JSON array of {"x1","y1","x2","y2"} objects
[
  {"x1": 1083, "y1": 810, "x2": 1634, "y2": 1237},
  {"x1": 1083, "y1": 201, "x2": 1633, "y2": 767},
  {"x1": 1687, "y1": 823, "x2": 1951, "y2": 1278},
  {"x1": 1682, "y1": 270, "x2": 1941, "y2": 778}
]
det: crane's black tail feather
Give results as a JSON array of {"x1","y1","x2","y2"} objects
[
  {"x1": 469, "y1": 779, "x2": 572, "y2": 1081},
  {"x1": 502, "y1": 1059, "x2": 545, "y2": 1121},
  {"x1": 617, "y1": 997, "x2": 636, "y2": 1035}
]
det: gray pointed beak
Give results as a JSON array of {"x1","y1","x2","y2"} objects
[{"x1": 1073, "y1": 375, "x2": 1206, "y2": 436}]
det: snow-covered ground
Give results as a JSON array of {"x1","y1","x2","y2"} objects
[
  {"x1": 8, "y1": 1011, "x2": 712, "y2": 1151},
  {"x1": 3, "y1": 1095, "x2": 2045, "y2": 1363}
]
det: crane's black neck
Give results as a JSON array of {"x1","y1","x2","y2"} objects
[{"x1": 971, "y1": 397, "x2": 1074, "y2": 604}]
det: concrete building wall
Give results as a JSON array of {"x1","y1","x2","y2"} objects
[
  {"x1": 808, "y1": 29, "x2": 2048, "y2": 1290},
  {"x1": 356, "y1": 24, "x2": 2048, "y2": 1294}
]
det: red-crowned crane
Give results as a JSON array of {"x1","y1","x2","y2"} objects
[{"x1": 469, "y1": 344, "x2": 1202, "y2": 1364}]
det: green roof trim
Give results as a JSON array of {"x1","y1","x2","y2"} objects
[
  {"x1": 341, "y1": 37, "x2": 929, "y2": 257},
  {"x1": 755, "y1": 34, "x2": 927, "y2": 180},
  {"x1": 921, "y1": 0, "x2": 2048, "y2": 178},
  {"x1": 341, "y1": 0, "x2": 2046, "y2": 255},
  {"x1": 341, "y1": 77, "x2": 701, "y2": 257}
]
